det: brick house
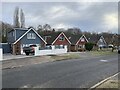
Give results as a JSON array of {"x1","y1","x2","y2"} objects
[
  {"x1": 66, "y1": 33, "x2": 88, "y2": 51},
  {"x1": 40, "y1": 31, "x2": 71, "y2": 51}
]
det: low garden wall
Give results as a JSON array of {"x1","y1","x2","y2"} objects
[{"x1": 35, "y1": 45, "x2": 67, "y2": 56}]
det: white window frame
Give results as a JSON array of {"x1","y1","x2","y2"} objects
[
  {"x1": 59, "y1": 36, "x2": 65, "y2": 41},
  {"x1": 31, "y1": 33, "x2": 36, "y2": 39},
  {"x1": 81, "y1": 38, "x2": 85, "y2": 42},
  {"x1": 27, "y1": 33, "x2": 36, "y2": 39}
]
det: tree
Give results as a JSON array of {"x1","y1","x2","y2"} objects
[
  {"x1": 20, "y1": 9, "x2": 25, "y2": 28},
  {"x1": 43, "y1": 24, "x2": 51, "y2": 31},
  {"x1": 52, "y1": 28, "x2": 55, "y2": 32},
  {"x1": 85, "y1": 42, "x2": 94, "y2": 51},
  {"x1": 2, "y1": 35, "x2": 7, "y2": 43},
  {"x1": 14, "y1": 7, "x2": 20, "y2": 28},
  {"x1": 37, "y1": 25, "x2": 42, "y2": 32},
  {"x1": 111, "y1": 34, "x2": 118, "y2": 52},
  {"x1": 67, "y1": 27, "x2": 82, "y2": 34},
  {"x1": 0, "y1": 21, "x2": 13, "y2": 43}
]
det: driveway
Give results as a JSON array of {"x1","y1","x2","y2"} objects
[{"x1": 2, "y1": 54, "x2": 118, "y2": 88}]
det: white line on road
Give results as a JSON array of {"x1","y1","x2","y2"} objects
[{"x1": 89, "y1": 72, "x2": 120, "y2": 90}]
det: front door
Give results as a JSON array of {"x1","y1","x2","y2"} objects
[{"x1": 15, "y1": 41, "x2": 21, "y2": 55}]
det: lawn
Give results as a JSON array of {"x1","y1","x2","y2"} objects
[
  {"x1": 50, "y1": 50, "x2": 117, "y2": 62},
  {"x1": 96, "y1": 80, "x2": 119, "y2": 88},
  {"x1": 90, "y1": 50, "x2": 117, "y2": 56}
]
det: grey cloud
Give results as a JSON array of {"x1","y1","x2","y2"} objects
[{"x1": 2, "y1": 2, "x2": 118, "y2": 33}]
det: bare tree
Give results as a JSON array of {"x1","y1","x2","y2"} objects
[
  {"x1": 14, "y1": 7, "x2": 20, "y2": 28},
  {"x1": 111, "y1": 34, "x2": 118, "y2": 52},
  {"x1": 43, "y1": 24, "x2": 51, "y2": 31},
  {"x1": 0, "y1": 21, "x2": 13, "y2": 43},
  {"x1": 67, "y1": 27, "x2": 82, "y2": 34},
  {"x1": 20, "y1": 9, "x2": 25, "y2": 28},
  {"x1": 37, "y1": 25, "x2": 42, "y2": 30}
]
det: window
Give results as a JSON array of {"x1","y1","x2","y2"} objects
[
  {"x1": 60, "y1": 45, "x2": 64, "y2": 49},
  {"x1": 78, "y1": 45, "x2": 84, "y2": 48},
  {"x1": 45, "y1": 45, "x2": 52, "y2": 49},
  {"x1": 27, "y1": 33, "x2": 36, "y2": 39},
  {"x1": 81, "y1": 38, "x2": 85, "y2": 42},
  {"x1": 59, "y1": 36, "x2": 65, "y2": 41},
  {"x1": 55, "y1": 45, "x2": 64, "y2": 49},
  {"x1": 78, "y1": 45, "x2": 82, "y2": 48},
  {"x1": 55, "y1": 45, "x2": 60, "y2": 49},
  {"x1": 45, "y1": 36, "x2": 51, "y2": 41},
  {"x1": 27, "y1": 33, "x2": 31, "y2": 39}
]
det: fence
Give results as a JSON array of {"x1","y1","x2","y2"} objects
[
  {"x1": 35, "y1": 45, "x2": 67, "y2": 56},
  {"x1": 0, "y1": 43, "x2": 11, "y2": 54}
]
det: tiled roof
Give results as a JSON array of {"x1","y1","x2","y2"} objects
[
  {"x1": 65, "y1": 32, "x2": 82, "y2": 45},
  {"x1": 8, "y1": 28, "x2": 28, "y2": 33},
  {"x1": 85, "y1": 34, "x2": 101, "y2": 44},
  {"x1": 40, "y1": 31, "x2": 62, "y2": 44}
]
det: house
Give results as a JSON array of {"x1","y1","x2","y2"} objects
[
  {"x1": 7, "y1": 27, "x2": 47, "y2": 55},
  {"x1": 97, "y1": 36, "x2": 107, "y2": 48},
  {"x1": 97, "y1": 33, "x2": 113, "y2": 48},
  {"x1": 99, "y1": 34, "x2": 120, "y2": 49},
  {"x1": 65, "y1": 33, "x2": 88, "y2": 51},
  {"x1": 40, "y1": 31, "x2": 71, "y2": 51},
  {"x1": 87, "y1": 33, "x2": 119, "y2": 50},
  {"x1": 88, "y1": 35, "x2": 107, "y2": 49},
  {"x1": 86, "y1": 33, "x2": 107, "y2": 50}
]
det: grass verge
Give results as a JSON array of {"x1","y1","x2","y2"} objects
[
  {"x1": 50, "y1": 53, "x2": 81, "y2": 61},
  {"x1": 90, "y1": 51, "x2": 117, "y2": 56},
  {"x1": 96, "y1": 80, "x2": 119, "y2": 88}
]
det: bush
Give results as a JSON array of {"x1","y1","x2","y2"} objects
[{"x1": 85, "y1": 43, "x2": 94, "y2": 51}]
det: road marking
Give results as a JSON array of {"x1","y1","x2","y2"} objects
[
  {"x1": 100, "y1": 59, "x2": 108, "y2": 62},
  {"x1": 89, "y1": 72, "x2": 120, "y2": 90}
]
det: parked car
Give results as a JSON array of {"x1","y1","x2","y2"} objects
[{"x1": 23, "y1": 45, "x2": 37, "y2": 55}]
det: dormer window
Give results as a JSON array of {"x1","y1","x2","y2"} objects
[
  {"x1": 59, "y1": 36, "x2": 65, "y2": 41},
  {"x1": 81, "y1": 38, "x2": 85, "y2": 42},
  {"x1": 27, "y1": 33, "x2": 36, "y2": 39}
]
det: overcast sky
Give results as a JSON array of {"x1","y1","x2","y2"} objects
[{"x1": 1, "y1": 2, "x2": 118, "y2": 33}]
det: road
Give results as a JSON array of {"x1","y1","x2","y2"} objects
[{"x1": 2, "y1": 54, "x2": 118, "y2": 88}]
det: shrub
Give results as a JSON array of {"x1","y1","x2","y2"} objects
[{"x1": 85, "y1": 42, "x2": 94, "y2": 51}]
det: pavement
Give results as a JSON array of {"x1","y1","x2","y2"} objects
[
  {"x1": 2, "y1": 53, "x2": 118, "y2": 88},
  {"x1": 3, "y1": 54, "x2": 34, "y2": 60},
  {"x1": 2, "y1": 55, "x2": 54, "y2": 69},
  {"x1": 1, "y1": 52, "x2": 91, "y2": 69}
]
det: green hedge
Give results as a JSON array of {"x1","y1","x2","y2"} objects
[{"x1": 85, "y1": 42, "x2": 94, "y2": 51}]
